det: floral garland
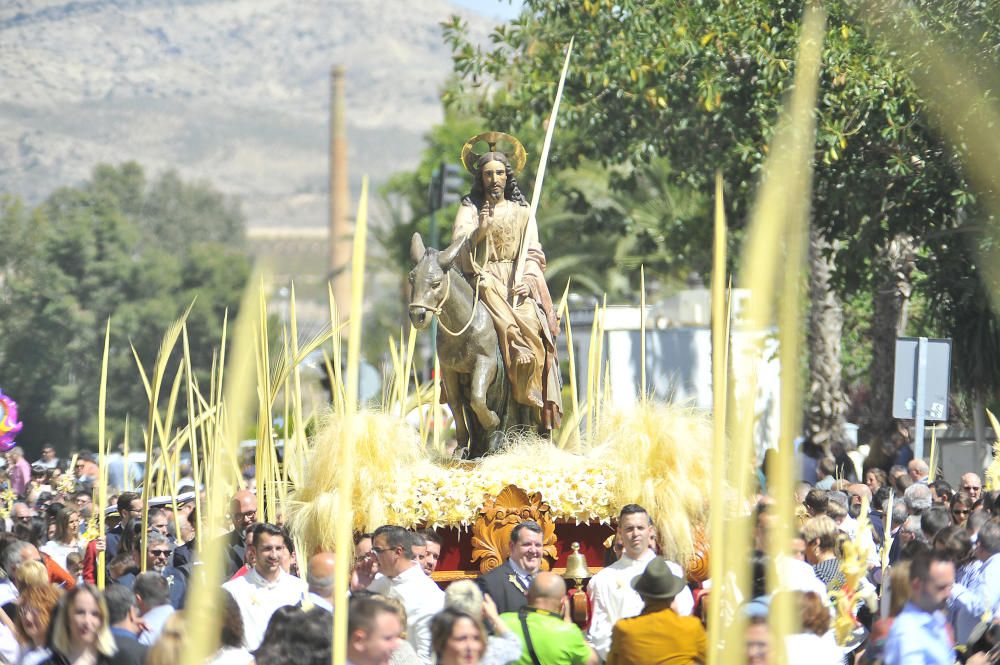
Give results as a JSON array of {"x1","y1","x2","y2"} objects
[{"x1": 384, "y1": 462, "x2": 616, "y2": 530}]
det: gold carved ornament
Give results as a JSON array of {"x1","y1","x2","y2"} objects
[
  {"x1": 685, "y1": 524, "x2": 710, "y2": 584},
  {"x1": 471, "y1": 485, "x2": 557, "y2": 574}
]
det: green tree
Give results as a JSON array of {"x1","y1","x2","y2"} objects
[
  {"x1": 0, "y1": 163, "x2": 250, "y2": 453},
  {"x1": 443, "y1": 1, "x2": 1000, "y2": 449}
]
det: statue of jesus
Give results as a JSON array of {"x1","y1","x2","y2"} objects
[{"x1": 451, "y1": 132, "x2": 563, "y2": 432}]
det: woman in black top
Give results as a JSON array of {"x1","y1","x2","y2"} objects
[{"x1": 40, "y1": 585, "x2": 116, "y2": 665}]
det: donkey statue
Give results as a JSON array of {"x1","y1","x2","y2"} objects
[{"x1": 408, "y1": 232, "x2": 532, "y2": 458}]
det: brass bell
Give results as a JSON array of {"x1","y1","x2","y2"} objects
[{"x1": 563, "y1": 542, "x2": 591, "y2": 582}]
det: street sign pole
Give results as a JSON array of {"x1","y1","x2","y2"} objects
[
  {"x1": 914, "y1": 336, "x2": 928, "y2": 459},
  {"x1": 893, "y1": 336, "x2": 951, "y2": 461}
]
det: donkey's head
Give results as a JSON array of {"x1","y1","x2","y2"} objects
[{"x1": 407, "y1": 232, "x2": 463, "y2": 330}]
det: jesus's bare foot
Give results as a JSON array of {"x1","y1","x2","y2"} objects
[{"x1": 513, "y1": 349, "x2": 533, "y2": 366}]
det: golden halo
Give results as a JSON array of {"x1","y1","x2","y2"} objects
[{"x1": 460, "y1": 131, "x2": 527, "y2": 175}]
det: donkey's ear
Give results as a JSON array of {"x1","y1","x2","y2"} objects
[
  {"x1": 410, "y1": 233, "x2": 427, "y2": 263},
  {"x1": 437, "y1": 235, "x2": 465, "y2": 269}
]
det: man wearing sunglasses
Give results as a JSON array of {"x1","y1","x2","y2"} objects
[
  {"x1": 961, "y1": 473, "x2": 983, "y2": 503},
  {"x1": 363, "y1": 525, "x2": 443, "y2": 665},
  {"x1": 9, "y1": 502, "x2": 33, "y2": 530},
  {"x1": 116, "y1": 531, "x2": 186, "y2": 611}
]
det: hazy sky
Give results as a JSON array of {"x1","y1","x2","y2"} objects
[{"x1": 452, "y1": 0, "x2": 523, "y2": 20}]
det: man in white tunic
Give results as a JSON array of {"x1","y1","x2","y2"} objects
[
  {"x1": 222, "y1": 524, "x2": 306, "y2": 650},
  {"x1": 586, "y1": 505, "x2": 694, "y2": 661},
  {"x1": 365, "y1": 526, "x2": 443, "y2": 665}
]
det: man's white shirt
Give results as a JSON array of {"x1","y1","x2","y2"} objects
[
  {"x1": 774, "y1": 556, "x2": 829, "y2": 604},
  {"x1": 837, "y1": 514, "x2": 880, "y2": 569},
  {"x1": 367, "y1": 563, "x2": 444, "y2": 665},
  {"x1": 585, "y1": 550, "x2": 694, "y2": 660},
  {"x1": 223, "y1": 568, "x2": 307, "y2": 650}
]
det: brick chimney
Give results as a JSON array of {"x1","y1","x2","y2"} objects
[{"x1": 329, "y1": 65, "x2": 351, "y2": 321}]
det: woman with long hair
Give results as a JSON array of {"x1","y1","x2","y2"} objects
[
  {"x1": 40, "y1": 511, "x2": 80, "y2": 572},
  {"x1": 40, "y1": 585, "x2": 116, "y2": 665},
  {"x1": 431, "y1": 608, "x2": 486, "y2": 665},
  {"x1": 16, "y1": 575, "x2": 62, "y2": 665}
]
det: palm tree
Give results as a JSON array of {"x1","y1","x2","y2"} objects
[
  {"x1": 864, "y1": 233, "x2": 917, "y2": 467},
  {"x1": 804, "y1": 228, "x2": 848, "y2": 450}
]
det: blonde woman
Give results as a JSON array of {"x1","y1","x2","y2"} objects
[
  {"x1": 40, "y1": 585, "x2": 116, "y2": 665},
  {"x1": 16, "y1": 578, "x2": 62, "y2": 665},
  {"x1": 801, "y1": 516, "x2": 845, "y2": 590},
  {"x1": 14, "y1": 562, "x2": 49, "y2": 594}
]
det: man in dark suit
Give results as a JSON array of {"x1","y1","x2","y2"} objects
[
  {"x1": 105, "y1": 583, "x2": 148, "y2": 665},
  {"x1": 171, "y1": 505, "x2": 198, "y2": 571},
  {"x1": 476, "y1": 521, "x2": 545, "y2": 614},
  {"x1": 219, "y1": 489, "x2": 258, "y2": 578},
  {"x1": 144, "y1": 530, "x2": 187, "y2": 609},
  {"x1": 106, "y1": 492, "x2": 143, "y2": 559}
]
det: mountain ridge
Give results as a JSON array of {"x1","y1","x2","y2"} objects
[{"x1": 0, "y1": 0, "x2": 495, "y2": 228}]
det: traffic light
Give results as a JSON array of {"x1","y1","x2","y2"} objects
[{"x1": 429, "y1": 162, "x2": 465, "y2": 211}]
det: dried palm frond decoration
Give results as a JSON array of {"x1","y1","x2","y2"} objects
[{"x1": 287, "y1": 400, "x2": 713, "y2": 565}]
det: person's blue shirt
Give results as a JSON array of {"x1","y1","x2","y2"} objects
[
  {"x1": 949, "y1": 553, "x2": 1000, "y2": 643},
  {"x1": 106, "y1": 453, "x2": 142, "y2": 491},
  {"x1": 883, "y1": 602, "x2": 954, "y2": 665}
]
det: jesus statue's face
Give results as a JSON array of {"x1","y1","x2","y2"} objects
[{"x1": 481, "y1": 160, "x2": 507, "y2": 203}]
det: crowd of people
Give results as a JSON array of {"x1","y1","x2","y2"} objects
[
  {"x1": 763, "y1": 449, "x2": 1000, "y2": 665},
  {"x1": 3, "y1": 438, "x2": 1000, "y2": 665}
]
